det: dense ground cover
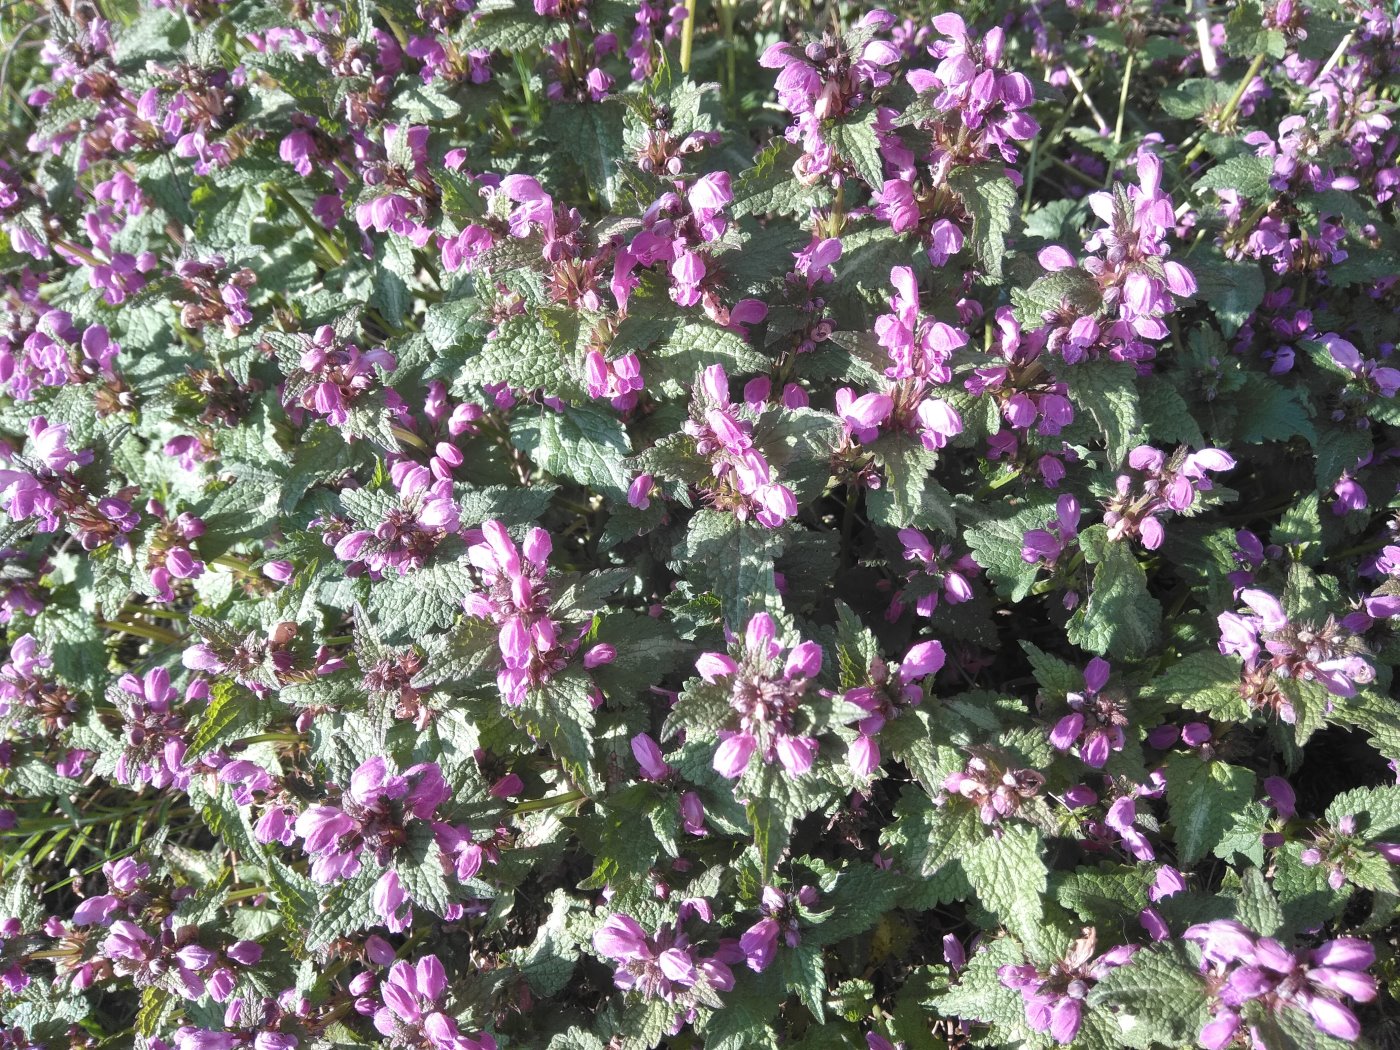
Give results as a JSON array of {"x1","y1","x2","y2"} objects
[{"x1": 0, "y1": 0, "x2": 1398, "y2": 1047}]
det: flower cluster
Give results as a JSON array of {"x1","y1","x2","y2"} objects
[
  {"x1": 277, "y1": 757, "x2": 449, "y2": 883},
  {"x1": 999, "y1": 932, "x2": 1134, "y2": 1044},
  {"x1": 695, "y1": 613, "x2": 822, "y2": 779},
  {"x1": 593, "y1": 912, "x2": 735, "y2": 1034},
  {"x1": 0, "y1": 1, "x2": 1396, "y2": 1048},
  {"x1": 1219, "y1": 588, "x2": 1377, "y2": 713},
  {"x1": 1046, "y1": 657, "x2": 1127, "y2": 768},
  {"x1": 1183, "y1": 923, "x2": 1377, "y2": 1044},
  {"x1": 682, "y1": 366, "x2": 798, "y2": 528},
  {"x1": 1103, "y1": 446, "x2": 1235, "y2": 548},
  {"x1": 463, "y1": 520, "x2": 596, "y2": 706},
  {"x1": 1035, "y1": 153, "x2": 1196, "y2": 364}
]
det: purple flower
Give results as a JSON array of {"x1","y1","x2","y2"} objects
[
  {"x1": 372, "y1": 954, "x2": 488, "y2": 1048},
  {"x1": 739, "y1": 917, "x2": 779, "y2": 972},
  {"x1": 1183, "y1": 922, "x2": 1376, "y2": 1044},
  {"x1": 1218, "y1": 586, "x2": 1376, "y2": 708},
  {"x1": 631, "y1": 733, "x2": 673, "y2": 781},
  {"x1": 593, "y1": 912, "x2": 732, "y2": 1015},
  {"x1": 1047, "y1": 658, "x2": 1126, "y2": 767},
  {"x1": 845, "y1": 639, "x2": 944, "y2": 777},
  {"x1": 1263, "y1": 776, "x2": 1297, "y2": 819},
  {"x1": 682, "y1": 365, "x2": 799, "y2": 528},
  {"x1": 373, "y1": 870, "x2": 412, "y2": 933},
  {"x1": 465, "y1": 520, "x2": 578, "y2": 706},
  {"x1": 944, "y1": 753, "x2": 1044, "y2": 826},
  {"x1": 697, "y1": 613, "x2": 822, "y2": 780},
  {"x1": 999, "y1": 931, "x2": 1131, "y2": 1044}
]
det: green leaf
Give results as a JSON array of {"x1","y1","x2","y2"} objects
[
  {"x1": 1273, "y1": 842, "x2": 1348, "y2": 933},
  {"x1": 1273, "y1": 492, "x2": 1323, "y2": 563},
  {"x1": 365, "y1": 544, "x2": 475, "y2": 643},
  {"x1": 652, "y1": 322, "x2": 769, "y2": 391},
  {"x1": 513, "y1": 671, "x2": 602, "y2": 795},
  {"x1": 1314, "y1": 425, "x2": 1371, "y2": 491},
  {"x1": 542, "y1": 101, "x2": 626, "y2": 205},
  {"x1": 697, "y1": 968, "x2": 781, "y2": 1050},
  {"x1": 881, "y1": 786, "x2": 980, "y2": 878},
  {"x1": 1194, "y1": 154, "x2": 1276, "y2": 200},
  {"x1": 948, "y1": 164, "x2": 1018, "y2": 281},
  {"x1": 548, "y1": 1029, "x2": 607, "y2": 1050},
  {"x1": 1021, "y1": 641, "x2": 1086, "y2": 699},
  {"x1": 935, "y1": 937, "x2": 1040, "y2": 1040},
  {"x1": 1160, "y1": 78, "x2": 1235, "y2": 119},
  {"x1": 1325, "y1": 785, "x2": 1400, "y2": 839},
  {"x1": 673, "y1": 511, "x2": 786, "y2": 625},
  {"x1": 745, "y1": 763, "x2": 834, "y2": 875},
  {"x1": 780, "y1": 943, "x2": 827, "y2": 1019},
  {"x1": 589, "y1": 612, "x2": 692, "y2": 705},
  {"x1": 1089, "y1": 944, "x2": 1210, "y2": 1049},
  {"x1": 1234, "y1": 866, "x2": 1285, "y2": 938},
  {"x1": 514, "y1": 404, "x2": 632, "y2": 497},
  {"x1": 964, "y1": 495, "x2": 1059, "y2": 602},
  {"x1": 1148, "y1": 651, "x2": 1250, "y2": 721},
  {"x1": 467, "y1": 0, "x2": 569, "y2": 51},
  {"x1": 1139, "y1": 375, "x2": 1205, "y2": 448},
  {"x1": 806, "y1": 864, "x2": 902, "y2": 947},
  {"x1": 511, "y1": 890, "x2": 583, "y2": 997},
  {"x1": 1277, "y1": 677, "x2": 1331, "y2": 747},
  {"x1": 304, "y1": 870, "x2": 382, "y2": 950},
  {"x1": 1189, "y1": 256, "x2": 1266, "y2": 338},
  {"x1": 1064, "y1": 361, "x2": 1141, "y2": 468},
  {"x1": 731, "y1": 140, "x2": 826, "y2": 218},
  {"x1": 1332, "y1": 685, "x2": 1400, "y2": 761},
  {"x1": 826, "y1": 111, "x2": 884, "y2": 188},
  {"x1": 867, "y1": 437, "x2": 954, "y2": 531},
  {"x1": 390, "y1": 81, "x2": 462, "y2": 123},
  {"x1": 962, "y1": 824, "x2": 1047, "y2": 942},
  {"x1": 467, "y1": 314, "x2": 583, "y2": 398},
  {"x1": 1011, "y1": 268, "x2": 1103, "y2": 329},
  {"x1": 1055, "y1": 865, "x2": 1152, "y2": 927},
  {"x1": 751, "y1": 406, "x2": 842, "y2": 504},
  {"x1": 1223, "y1": 0, "x2": 1287, "y2": 58},
  {"x1": 186, "y1": 680, "x2": 280, "y2": 759},
  {"x1": 1164, "y1": 753, "x2": 1256, "y2": 865},
  {"x1": 664, "y1": 679, "x2": 733, "y2": 741},
  {"x1": 1213, "y1": 801, "x2": 1270, "y2": 867},
  {"x1": 394, "y1": 822, "x2": 454, "y2": 917},
  {"x1": 1068, "y1": 525, "x2": 1162, "y2": 661},
  {"x1": 577, "y1": 787, "x2": 667, "y2": 892}
]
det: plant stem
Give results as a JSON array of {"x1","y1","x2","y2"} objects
[
  {"x1": 1190, "y1": 0, "x2": 1218, "y2": 75},
  {"x1": 1021, "y1": 133, "x2": 1040, "y2": 218},
  {"x1": 1043, "y1": 153, "x2": 1100, "y2": 187},
  {"x1": 512, "y1": 789, "x2": 588, "y2": 814},
  {"x1": 51, "y1": 238, "x2": 103, "y2": 267},
  {"x1": 392, "y1": 425, "x2": 428, "y2": 451},
  {"x1": 233, "y1": 733, "x2": 304, "y2": 746},
  {"x1": 97, "y1": 619, "x2": 185, "y2": 645},
  {"x1": 1325, "y1": 534, "x2": 1394, "y2": 563},
  {"x1": 1105, "y1": 51, "x2": 1135, "y2": 186},
  {"x1": 1181, "y1": 51, "x2": 1267, "y2": 171},
  {"x1": 974, "y1": 466, "x2": 1025, "y2": 500},
  {"x1": 225, "y1": 884, "x2": 271, "y2": 903},
  {"x1": 719, "y1": 0, "x2": 737, "y2": 104},
  {"x1": 1063, "y1": 66, "x2": 1108, "y2": 134},
  {"x1": 512, "y1": 52, "x2": 538, "y2": 121},
  {"x1": 121, "y1": 604, "x2": 186, "y2": 620},
  {"x1": 680, "y1": 0, "x2": 699, "y2": 73},
  {"x1": 267, "y1": 184, "x2": 347, "y2": 267}
]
